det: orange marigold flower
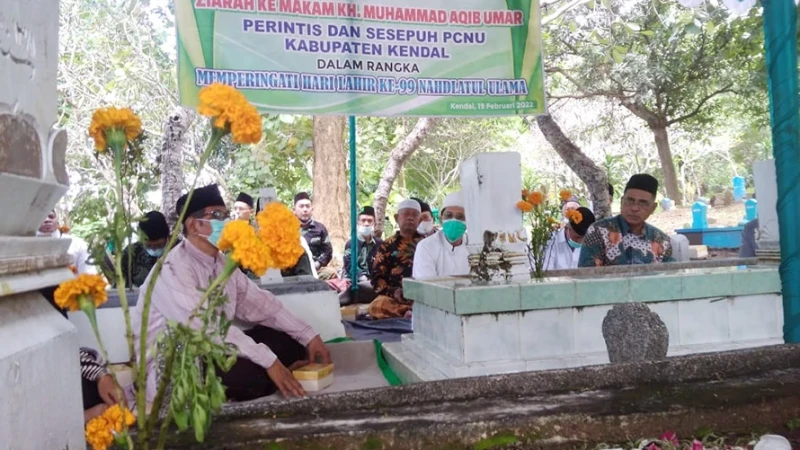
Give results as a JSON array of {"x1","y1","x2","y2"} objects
[
  {"x1": 559, "y1": 189, "x2": 573, "y2": 202},
  {"x1": 198, "y1": 83, "x2": 263, "y2": 144},
  {"x1": 88, "y1": 107, "x2": 142, "y2": 152},
  {"x1": 85, "y1": 416, "x2": 114, "y2": 450},
  {"x1": 527, "y1": 191, "x2": 544, "y2": 206},
  {"x1": 256, "y1": 202, "x2": 305, "y2": 270},
  {"x1": 54, "y1": 274, "x2": 107, "y2": 311},
  {"x1": 68, "y1": 264, "x2": 78, "y2": 275},
  {"x1": 58, "y1": 225, "x2": 71, "y2": 234},
  {"x1": 103, "y1": 404, "x2": 135, "y2": 431},
  {"x1": 516, "y1": 200, "x2": 534, "y2": 213},
  {"x1": 217, "y1": 220, "x2": 270, "y2": 276},
  {"x1": 565, "y1": 209, "x2": 583, "y2": 225},
  {"x1": 84, "y1": 404, "x2": 135, "y2": 450}
]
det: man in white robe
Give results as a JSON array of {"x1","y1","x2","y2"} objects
[
  {"x1": 37, "y1": 209, "x2": 95, "y2": 274},
  {"x1": 413, "y1": 192, "x2": 469, "y2": 279},
  {"x1": 543, "y1": 206, "x2": 596, "y2": 271}
]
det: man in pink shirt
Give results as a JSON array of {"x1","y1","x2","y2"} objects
[{"x1": 132, "y1": 184, "x2": 331, "y2": 403}]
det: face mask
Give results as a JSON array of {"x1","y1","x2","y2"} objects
[
  {"x1": 442, "y1": 219, "x2": 467, "y2": 243},
  {"x1": 199, "y1": 219, "x2": 229, "y2": 247},
  {"x1": 417, "y1": 220, "x2": 434, "y2": 235},
  {"x1": 145, "y1": 247, "x2": 165, "y2": 258},
  {"x1": 567, "y1": 237, "x2": 582, "y2": 249},
  {"x1": 357, "y1": 226, "x2": 374, "y2": 240}
]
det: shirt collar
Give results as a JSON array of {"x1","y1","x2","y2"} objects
[
  {"x1": 183, "y1": 237, "x2": 220, "y2": 266},
  {"x1": 616, "y1": 214, "x2": 649, "y2": 237}
]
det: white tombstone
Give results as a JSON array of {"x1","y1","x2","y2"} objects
[
  {"x1": 0, "y1": 0, "x2": 86, "y2": 447},
  {"x1": 460, "y1": 152, "x2": 530, "y2": 282},
  {"x1": 752, "y1": 160, "x2": 779, "y2": 250}
]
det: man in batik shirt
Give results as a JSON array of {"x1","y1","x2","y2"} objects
[
  {"x1": 579, "y1": 174, "x2": 674, "y2": 267},
  {"x1": 368, "y1": 199, "x2": 424, "y2": 319}
]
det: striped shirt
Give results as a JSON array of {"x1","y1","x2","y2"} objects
[{"x1": 79, "y1": 348, "x2": 110, "y2": 382}]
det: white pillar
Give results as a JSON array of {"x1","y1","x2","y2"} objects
[
  {"x1": 0, "y1": 0, "x2": 85, "y2": 446},
  {"x1": 460, "y1": 152, "x2": 529, "y2": 282}
]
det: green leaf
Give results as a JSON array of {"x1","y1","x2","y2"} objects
[
  {"x1": 625, "y1": 23, "x2": 641, "y2": 31},
  {"x1": 173, "y1": 409, "x2": 189, "y2": 430},
  {"x1": 569, "y1": 21, "x2": 577, "y2": 33},
  {"x1": 612, "y1": 48, "x2": 624, "y2": 63},
  {"x1": 685, "y1": 23, "x2": 701, "y2": 35},
  {"x1": 640, "y1": 30, "x2": 655, "y2": 37},
  {"x1": 193, "y1": 404, "x2": 208, "y2": 442},
  {"x1": 614, "y1": 45, "x2": 628, "y2": 55}
]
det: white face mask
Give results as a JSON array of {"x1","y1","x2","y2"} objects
[
  {"x1": 357, "y1": 226, "x2": 374, "y2": 240},
  {"x1": 417, "y1": 220, "x2": 434, "y2": 235}
]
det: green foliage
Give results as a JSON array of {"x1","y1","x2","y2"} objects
[
  {"x1": 472, "y1": 433, "x2": 519, "y2": 450},
  {"x1": 167, "y1": 290, "x2": 237, "y2": 443},
  {"x1": 548, "y1": 0, "x2": 764, "y2": 126},
  {"x1": 59, "y1": 0, "x2": 176, "y2": 236}
]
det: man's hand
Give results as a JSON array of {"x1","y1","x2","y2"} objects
[
  {"x1": 84, "y1": 404, "x2": 107, "y2": 423},
  {"x1": 266, "y1": 361, "x2": 306, "y2": 398},
  {"x1": 393, "y1": 289, "x2": 404, "y2": 302},
  {"x1": 97, "y1": 374, "x2": 121, "y2": 406},
  {"x1": 306, "y1": 336, "x2": 332, "y2": 365}
]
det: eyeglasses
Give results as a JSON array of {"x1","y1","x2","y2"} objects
[
  {"x1": 622, "y1": 197, "x2": 653, "y2": 209},
  {"x1": 442, "y1": 211, "x2": 466, "y2": 221},
  {"x1": 195, "y1": 210, "x2": 230, "y2": 221}
]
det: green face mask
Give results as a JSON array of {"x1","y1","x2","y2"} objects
[
  {"x1": 567, "y1": 236, "x2": 582, "y2": 249},
  {"x1": 442, "y1": 219, "x2": 467, "y2": 243}
]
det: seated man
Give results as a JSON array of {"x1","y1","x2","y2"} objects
[
  {"x1": 579, "y1": 174, "x2": 674, "y2": 267},
  {"x1": 561, "y1": 196, "x2": 581, "y2": 224},
  {"x1": 37, "y1": 209, "x2": 95, "y2": 274},
  {"x1": 232, "y1": 192, "x2": 255, "y2": 222},
  {"x1": 369, "y1": 199, "x2": 424, "y2": 319},
  {"x1": 340, "y1": 206, "x2": 382, "y2": 305},
  {"x1": 132, "y1": 184, "x2": 331, "y2": 402},
  {"x1": 413, "y1": 192, "x2": 469, "y2": 279},
  {"x1": 412, "y1": 197, "x2": 437, "y2": 237},
  {"x1": 121, "y1": 211, "x2": 170, "y2": 287},
  {"x1": 543, "y1": 206, "x2": 596, "y2": 270},
  {"x1": 294, "y1": 192, "x2": 336, "y2": 279}
]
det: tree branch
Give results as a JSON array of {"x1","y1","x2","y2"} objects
[
  {"x1": 372, "y1": 118, "x2": 439, "y2": 236},
  {"x1": 666, "y1": 84, "x2": 734, "y2": 126}
]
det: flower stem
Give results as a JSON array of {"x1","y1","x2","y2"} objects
[
  {"x1": 145, "y1": 338, "x2": 176, "y2": 434},
  {"x1": 135, "y1": 128, "x2": 225, "y2": 449}
]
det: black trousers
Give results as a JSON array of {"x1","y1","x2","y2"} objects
[
  {"x1": 217, "y1": 326, "x2": 306, "y2": 401},
  {"x1": 83, "y1": 377, "x2": 104, "y2": 410}
]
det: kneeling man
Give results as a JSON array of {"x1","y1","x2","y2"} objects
[{"x1": 132, "y1": 184, "x2": 331, "y2": 402}]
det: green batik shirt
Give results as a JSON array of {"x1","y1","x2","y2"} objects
[{"x1": 578, "y1": 215, "x2": 675, "y2": 267}]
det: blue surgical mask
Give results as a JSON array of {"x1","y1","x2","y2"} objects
[
  {"x1": 357, "y1": 226, "x2": 374, "y2": 241},
  {"x1": 567, "y1": 237, "x2": 582, "y2": 249},
  {"x1": 199, "y1": 219, "x2": 229, "y2": 247},
  {"x1": 145, "y1": 247, "x2": 164, "y2": 258}
]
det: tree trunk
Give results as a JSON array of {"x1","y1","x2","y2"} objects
[
  {"x1": 531, "y1": 115, "x2": 612, "y2": 219},
  {"x1": 311, "y1": 116, "x2": 349, "y2": 264},
  {"x1": 650, "y1": 125, "x2": 682, "y2": 206},
  {"x1": 160, "y1": 107, "x2": 195, "y2": 228},
  {"x1": 373, "y1": 118, "x2": 439, "y2": 237}
]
